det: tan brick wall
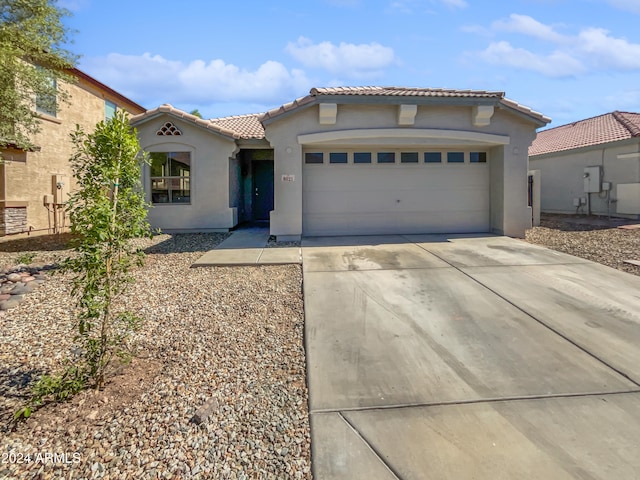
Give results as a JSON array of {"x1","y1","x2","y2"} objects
[{"x1": 2, "y1": 76, "x2": 144, "y2": 235}]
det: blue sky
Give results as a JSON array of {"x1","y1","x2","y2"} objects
[{"x1": 60, "y1": 0, "x2": 640, "y2": 128}]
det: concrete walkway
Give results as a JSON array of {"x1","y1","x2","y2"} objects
[
  {"x1": 302, "y1": 234, "x2": 640, "y2": 479},
  {"x1": 192, "y1": 226, "x2": 301, "y2": 266}
]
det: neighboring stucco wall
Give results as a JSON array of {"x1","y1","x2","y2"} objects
[
  {"x1": 136, "y1": 116, "x2": 239, "y2": 232},
  {"x1": 1, "y1": 77, "x2": 143, "y2": 235},
  {"x1": 530, "y1": 139, "x2": 640, "y2": 217},
  {"x1": 264, "y1": 102, "x2": 540, "y2": 238}
]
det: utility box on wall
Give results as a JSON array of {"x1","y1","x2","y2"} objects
[
  {"x1": 51, "y1": 174, "x2": 70, "y2": 204},
  {"x1": 583, "y1": 166, "x2": 602, "y2": 193}
]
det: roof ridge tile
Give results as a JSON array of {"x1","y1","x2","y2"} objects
[{"x1": 613, "y1": 110, "x2": 640, "y2": 137}]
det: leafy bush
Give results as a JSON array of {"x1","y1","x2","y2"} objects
[{"x1": 15, "y1": 111, "x2": 150, "y2": 421}]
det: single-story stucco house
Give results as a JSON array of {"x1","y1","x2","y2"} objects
[
  {"x1": 529, "y1": 111, "x2": 640, "y2": 219},
  {"x1": 130, "y1": 87, "x2": 550, "y2": 240}
]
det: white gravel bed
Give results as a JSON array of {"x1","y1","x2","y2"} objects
[
  {"x1": 0, "y1": 233, "x2": 311, "y2": 479},
  {"x1": 526, "y1": 214, "x2": 640, "y2": 277}
]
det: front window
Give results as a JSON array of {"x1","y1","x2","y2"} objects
[
  {"x1": 105, "y1": 100, "x2": 117, "y2": 121},
  {"x1": 36, "y1": 78, "x2": 57, "y2": 117},
  {"x1": 149, "y1": 152, "x2": 191, "y2": 204}
]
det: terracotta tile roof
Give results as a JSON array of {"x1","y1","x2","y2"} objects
[
  {"x1": 258, "y1": 94, "x2": 317, "y2": 124},
  {"x1": 209, "y1": 113, "x2": 265, "y2": 139},
  {"x1": 310, "y1": 86, "x2": 505, "y2": 98},
  {"x1": 260, "y1": 86, "x2": 550, "y2": 125},
  {"x1": 130, "y1": 104, "x2": 241, "y2": 139},
  {"x1": 134, "y1": 86, "x2": 551, "y2": 141},
  {"x1": 529, "y1": 111, "x2": 640, "y2": 156}
]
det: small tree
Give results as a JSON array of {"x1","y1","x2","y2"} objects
[
  {"x1": 0, "y1": 0, "x2": 77, "y2": 152},
  {"x1": 15, "y1": 111, "x2": 150, "y2": 420}
]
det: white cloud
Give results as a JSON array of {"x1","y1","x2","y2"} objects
[
  {"x1": 607, "y1": 0, "x2": 640, "y2": 14},
  {"x1": 578, "y1": 28, "x2": 640, "y2": 69},
  {"x1": 479, "y1": 41, "x2": 585, "y2": 77},
  {"x1": 285, "y1": 37, "x2": 395, "y2": 78},
  {"x1": 472, "y1": 14, "x2": 640, "y2": 77},
  {"x1": 460, "y1": 24, "x2": 493, "y2": 36},
  {"x1": 492, "y1": 14, "x2": 567, "y2": 43},
  {"x1": 82, "y1": 53, "x2": 312, "y2": 107}
]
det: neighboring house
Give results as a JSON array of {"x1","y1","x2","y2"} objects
[
  {"x1": 529, "y1": 111, "x2": 640, "y2": 219},
  {"x1": 131, "y1": 87, "x2": 550, "y2": 240},
  {"x1": 0, "y1": 68, "x2": 145, "y2": 236}
]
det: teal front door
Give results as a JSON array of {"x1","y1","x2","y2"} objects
[{"x1": 253, "y1": 161, "x2": 274, "y2": 221}]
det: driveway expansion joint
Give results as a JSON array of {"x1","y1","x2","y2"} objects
[
  {"x1": 336, "y1": 412, "x2": 404, "y2": 480},
  {"x1": 311, "y1": 389, "x2": 640, "y2": 415},
  {"x1": 413, "y1": 241, "x2": 640, "y2": 389}
]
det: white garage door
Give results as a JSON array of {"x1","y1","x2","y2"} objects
[{"x1": 302, "y1": 149, "x2": 490, "y2": 236}]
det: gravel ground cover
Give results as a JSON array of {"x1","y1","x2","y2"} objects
[
  {"x1": 0, "y1": 233, "x2": 311, "y2": 479},
  {"x1": 526, "y1": 213, "x2": 640, "y2": 277},
  {"x1": 1, "y1": 215, "x2": 635, "y2": 478}
]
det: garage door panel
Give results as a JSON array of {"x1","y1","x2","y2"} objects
[
  {"x1": 303, "y1": 160, "x2": 490, "y2": 236},
  {"x1": 304, "y1": 211, "x2": 489, "y2": 236},
  {"x1": 304, "y1": 187, "x2": 489, "y2": 214},
  {"x1": 305, "y1": 167, "x2": 488, "y2": 191}
]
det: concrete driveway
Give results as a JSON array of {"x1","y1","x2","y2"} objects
[{"x1": 302, "y1": 234, "x2": 640, "y2": 479}]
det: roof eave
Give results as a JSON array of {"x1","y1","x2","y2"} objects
[
  {"x1": 131, "y1": 108, "x2": 239, "y2": 141},
  {"x1": 260, "y1": 94, "x2": 550, "y2": 128},
  {"x1": 70, "y1": 68, "x2": 146, "y2": 113},
  {"x1": 313, "y1": 95, "x2": 501, "y2": 107},
  {"x1": 498, "y1": 101, "x2": 551, "y2": 128},
  {"x1": 259, "y1": 97, "x2": 318, "y2": 126},
  {"x1": 530, "y1": 136, "x2": 640, "y2": 159}
]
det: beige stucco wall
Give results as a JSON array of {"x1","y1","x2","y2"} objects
[
  {"x1": 1, "y1": 76, "x2": 144, "y2": 235},
  {"x1": 136, "y1": 116, "x2": 239, "y2": 232},
  {"x1": 264, "y1": 102, "x2": 539, "y2": 239},
  {"x1": 530, "y1": 139, "x2": 640, "y2": 217}
]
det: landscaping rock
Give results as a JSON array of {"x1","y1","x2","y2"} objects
[
  {"x1": 0, "y1": 233, "x2": 311, "y2": 479},
  {"x1": 0, "y1": 299, "x2": 21, "y2": 310},
  {"x1": 9, "y1": 284, "x2": 33, "y2": 295},
  {"x1": 6, "y1": 273, "x2": 22, "y2": 282},
  {"x1": 192, "y1": 397, "x2": 219, "y2": 425}
]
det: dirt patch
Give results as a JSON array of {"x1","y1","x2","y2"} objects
[
  {"x1": 0, "y1": 233, "x2": 74, "y2": 253},
  {"x1": 11, "y1": 357, "x2": 163, "y2": 434}
]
